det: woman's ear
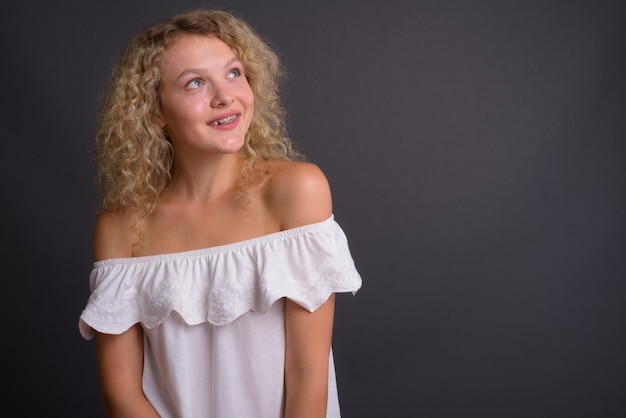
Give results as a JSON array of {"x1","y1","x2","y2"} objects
[{"x1": 153, "y1": 111, "x2": 166, "y2": 129}]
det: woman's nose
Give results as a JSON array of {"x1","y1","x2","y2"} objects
[{"x1": 210, "y1": 84, "x2": 234, "y2": 107}]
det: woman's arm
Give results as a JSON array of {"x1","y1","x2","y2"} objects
[
  {"x1": 269, "y1": 161, "x2": 336, "y2": 417},
  {"x1": 285, "y1": 295, "x2": 336, "y2": 418},
  {"x1": 96, "y1": 327, "x2": 160, "y2": 418},
  {"x1": 92, "y1": 211, "x2": 159, "y2": 417}
]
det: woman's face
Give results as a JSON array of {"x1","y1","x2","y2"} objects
[{"x1": 156, "y1": 34, "x2": 254, "y2": 156}]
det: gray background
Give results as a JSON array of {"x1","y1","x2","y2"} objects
[{"x1": 3, "y1": 0, "x2": 625, "y2": 416}]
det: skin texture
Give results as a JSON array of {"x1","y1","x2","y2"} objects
[{"x1": 94, "y1": 34, "x2": 335, "y2": 418}]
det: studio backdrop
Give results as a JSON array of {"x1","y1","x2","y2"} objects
[{"x1": 2, "y1": 0, "x2": 625, "y2": 416}]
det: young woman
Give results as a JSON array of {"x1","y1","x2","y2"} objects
[{"x1": 79, "y1": 8, "x2": 361, "y2": 418}]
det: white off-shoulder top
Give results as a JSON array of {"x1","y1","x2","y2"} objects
[{"x1": 79, "y1": 215, "x2": 362, "y2": 418}]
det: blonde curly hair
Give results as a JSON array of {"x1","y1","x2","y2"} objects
[{"x1": 94, "y1": 8, "x2": 303, "y2": 227}]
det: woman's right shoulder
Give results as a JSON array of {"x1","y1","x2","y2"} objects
[{"x1": 92, "y1": 210, "x2": 135, "y2": 261}]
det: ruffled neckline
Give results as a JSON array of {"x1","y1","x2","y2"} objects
[{"x1": 79, "y1": 215, "x2": 361, "y2": 338}]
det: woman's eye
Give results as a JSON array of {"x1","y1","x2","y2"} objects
[
  {"x1": 186, "y1": 79, "x2": 203, "y2": 89},
  {"x1": 227, "y1": 69, "x2": 241, "y2": 79}
]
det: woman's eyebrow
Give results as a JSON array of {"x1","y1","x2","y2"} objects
[{"x1": 176, "y1": 57, "x2": 240, "y2": 80}]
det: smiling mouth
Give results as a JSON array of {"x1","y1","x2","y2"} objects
[{"x1": 209, "y1": 114, "x2": 239, "y2": 126}]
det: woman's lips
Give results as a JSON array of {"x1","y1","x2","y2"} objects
[{"x1": 208, "y1": 113, "x2": 240, "y2": 126}]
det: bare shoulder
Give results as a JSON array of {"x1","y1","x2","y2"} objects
[
  {"x1": 266, "y1": 161, "x2": 332, "y2": 230},
  {"x1": 92, "y1": 210, "x2": 135, "y2": 261}
]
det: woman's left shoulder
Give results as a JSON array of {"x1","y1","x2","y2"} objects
[
  {"x1": 266, "y1": 160, "x2": 332, "y2": 229},
  {"x1": 269, "y1": 160, "x2": 329, "y2": 190}
]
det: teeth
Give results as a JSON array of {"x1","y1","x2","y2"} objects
[{"x1": 209, "y1": 114, "x2": 238, "y2": 126}]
